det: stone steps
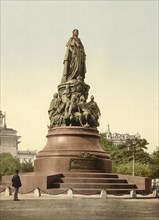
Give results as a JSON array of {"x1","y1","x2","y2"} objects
[
  {"x1": 46, "y1": 171, "x2": 138, "y2": 195},
  {"x1": 58, "y1": 178, "x2": 128, "y2": 184},
  {"x1": 62, "y1": 172, "x2": 119, "y2": 178},
  {"x1": 51, "y1": 182, "x2": 137, "y2": 189}
]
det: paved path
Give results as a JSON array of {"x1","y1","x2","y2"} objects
[{"x1": 0, "y1": 193, "x2": 158, "y2": 220}]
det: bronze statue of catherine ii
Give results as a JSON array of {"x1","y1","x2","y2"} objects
[{"x1": 61, "y1": 29, "x2": 86, "y2": 83}]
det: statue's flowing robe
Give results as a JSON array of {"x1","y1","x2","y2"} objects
[{"x1": 61, "y1": 36, "x2": 86, "y2": 83}]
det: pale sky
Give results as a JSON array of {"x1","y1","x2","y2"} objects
[{"x1": 1, "y1": 1, "x2": 158, "y2": 153}]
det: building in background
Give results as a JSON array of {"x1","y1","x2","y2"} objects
[
  {"x1": 106, "y1": 124, "x2": 140, "y2": 146},
  {"x1": 0, "y1": 110, "x2": 37, "y2": 163},
  {"x1": 0, "y1": 110, "x2": 20, "y2": 157},
  {"x1": 17, "y1": 149, "x2": 37, "y2": 163}
]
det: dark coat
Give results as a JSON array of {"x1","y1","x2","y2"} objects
[{"x1": 12, "y1": 174, "x2": 22, "y2": 188}]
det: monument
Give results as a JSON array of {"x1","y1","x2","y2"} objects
[
  {"x1": 34, "y1": 29, "x2": 112, "y2": 174},
  {"x1": 2, "y1": 30, "x2": 151, "y2": 195}
]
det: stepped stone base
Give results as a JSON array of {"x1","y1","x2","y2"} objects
[
  {"x1": 2, "y1": 171, "x2": 152, "y2": 195},
  {"x1": 1, "y1": 127, "x2": 152, "y2": 195}
]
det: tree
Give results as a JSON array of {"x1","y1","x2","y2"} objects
[
  {"x1": 99, "y1": 132, "x2": 115, "y2": 154},
  {"x1": 125, "y1": 137, "x2": 148, "y2": 176},
  {"x1": 0, "y1": 153, "x2": 21, "y2": 176},
  {"x1": 99, "y1": 132, "x2": 153, "y2": 177},
  {"x1": 149, "y1": 149, "x2": 159, "y2": 178}
]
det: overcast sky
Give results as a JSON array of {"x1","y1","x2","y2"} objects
[{"x1": 1, "y1": 0, "x2": 158, "y2": 153}]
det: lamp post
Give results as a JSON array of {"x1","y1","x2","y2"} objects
[
  {"x1": 127, "y1": 138, "x2": 139, "y2": 176},
  {"x1": 132, "y1": 152, "x2": 135, "y2": 176}
]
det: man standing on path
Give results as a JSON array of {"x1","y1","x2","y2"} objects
[{"x1": 12, "y1": 170, "x2": 22, "y2": 201}]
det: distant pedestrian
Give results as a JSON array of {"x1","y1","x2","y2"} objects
[{"x1": 12, "y1": 170, "x2": 22, "y2": 201}]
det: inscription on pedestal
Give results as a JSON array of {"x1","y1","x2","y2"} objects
[{"x1": 70, "y1": 158, "x2": 99, "y2": 170}]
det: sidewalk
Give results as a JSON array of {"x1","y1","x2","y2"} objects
[{"x1": 0, "y1": 192, "x2": 159, "y2": 220}]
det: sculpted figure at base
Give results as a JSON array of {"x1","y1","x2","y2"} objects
[
  {"x1": 88, "y1": 95, "x2": 101, "y2": 127},
  {"x1": 61, "y1": 29, "x2": 86, "y2": 83},
  {"x1": 48, "y1": 93, "x2": 59, "y2": 119},
  {"x1": 78, "y1": 95, "x2": 91, "y2": 127},
  {"x1": 0, "y1": 111, "x2": 5, "y2": 128},
  {"x1": 48, "y1": 93, "x2": 61, "y2": 128},
  {"x1": 65, "y1": 94, "x2": 82, "y2": 126},
  {"x1": 51, "y1": 98, "x2": 66, "y2": 127}
]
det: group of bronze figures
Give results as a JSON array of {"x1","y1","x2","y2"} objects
[
  {"x1": 48, "y1": 91, "x2": 101, "y2": 128},
  {"x1": 48, "y1": 29, "x2": 101, "y2": 129}
]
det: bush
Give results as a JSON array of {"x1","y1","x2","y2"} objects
[
  {"x1": 0, "y1": 153, "x2": 21, "y2": 176},
  {"x1": 20, "y1": 161, "x2": 34, "y2": 173},
  {"x1": 112, "y1": 161, "x2": 151, "y2": 177}
]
